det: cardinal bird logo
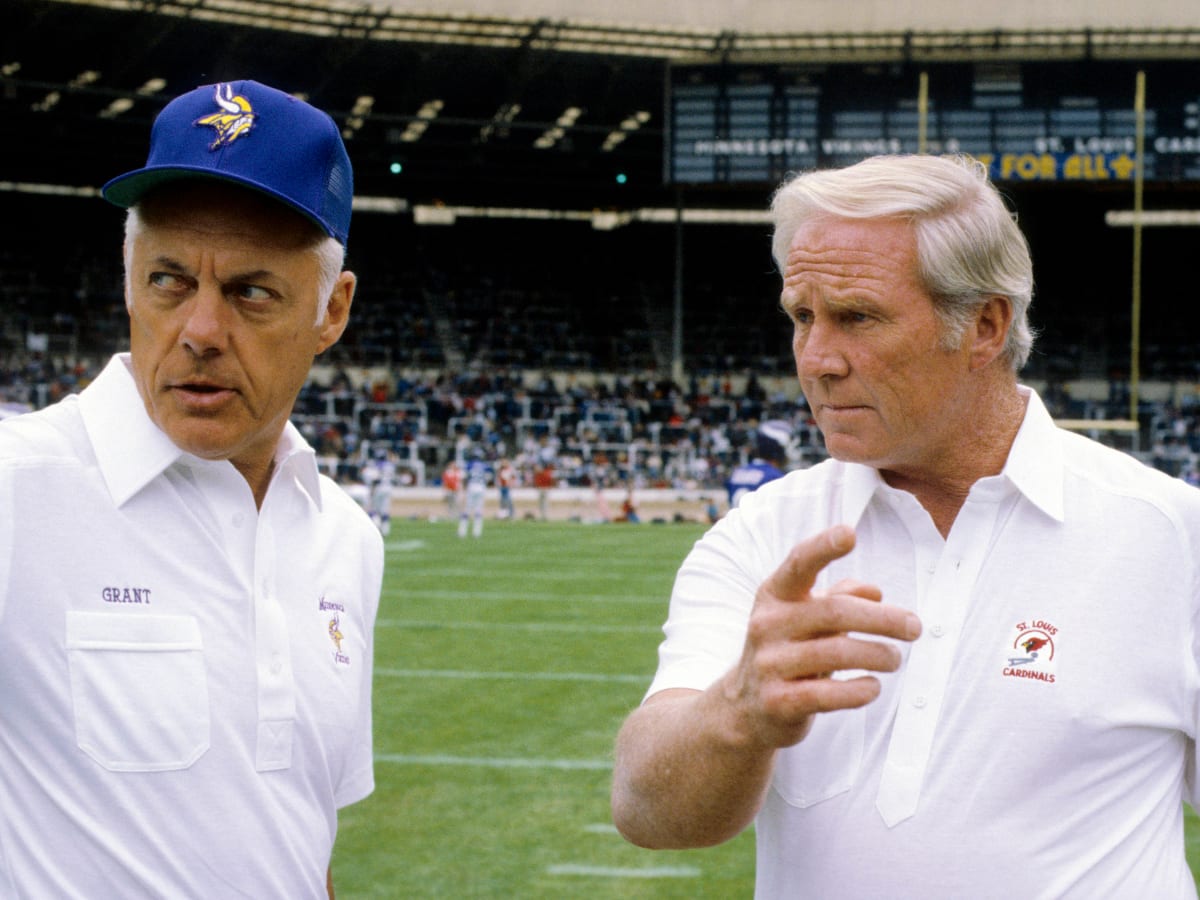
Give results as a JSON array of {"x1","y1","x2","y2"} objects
[
  {"x1": 194, "y1": 84, "x2": 256, "y2": 149},
  {"x1": 1002, "y1": 623, "x2": 1058, "y2": 684},
  {"x1": 1021, "y1": 636, "x2": 1050, "y2": 654}
]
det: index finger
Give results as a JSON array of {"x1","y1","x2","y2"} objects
[{"x1": 763, "y1": 524, "x2": 857, "y2": 602}]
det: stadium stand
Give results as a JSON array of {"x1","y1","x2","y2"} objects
[{"x1": 2, "y1": 182, "x2": 1200, "y2": 497}]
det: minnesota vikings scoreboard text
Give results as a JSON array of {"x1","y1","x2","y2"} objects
[{"x1": 666, "y1": 59, "x2": 1200, "y2": 185}]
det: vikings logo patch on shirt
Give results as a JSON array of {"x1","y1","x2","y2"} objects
[
  {"x1": 1002, "y1": 619, "x2": 1058, "y2": 684},
  {"x1": 319, "y1": 595, "x2": 352, "y2": 667},
  {"x1": 194, "y1": 83, "x2": 256, "y2": 150}
]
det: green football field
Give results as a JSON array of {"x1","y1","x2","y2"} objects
[{"x1": 331, "y1": 518, "x2": 1200, "y2": 897}]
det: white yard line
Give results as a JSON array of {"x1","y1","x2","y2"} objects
[
  {"x1": 375, "y1": 667, "x2": 649, "y2": 684},
  {"x1": 582, "y1": 823, "x2": 621, "y2": 835},
  {"x1": 545, "y1": 864, "x2": 700, "y2": 879},
  {"x1": 384, "y1": 540, "x2": 428, "y2": 552},
  {"x1": 381, "y1": 587, "x2": 665, "y2": 604},
  {"x1": 374, "y1": 753, "x2": 611, "y2": 771},
  {"x1": 376, "y1": 618, "x2": 660, "y2": 634},
  {"x1": 388, "y1": 566, "x2": 663, "y2": 583}
]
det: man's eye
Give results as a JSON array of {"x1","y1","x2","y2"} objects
[
  {"x1": 233, "y1": 284, "x2": 274, "y2": 303},
  {"x1": 149, "y1": 272, "x2": 185, "y2": 290}
]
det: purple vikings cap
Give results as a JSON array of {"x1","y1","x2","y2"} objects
[{"x1": 102, "y1": 80, "x2": 353, "y2": 245}]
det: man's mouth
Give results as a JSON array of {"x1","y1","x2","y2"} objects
[
  {"x1": 819, "y1": 403, "x2": 872, "y2": 420},
  {"x1": 170, "y1": 381, "x2": 236, "y2": 408}
]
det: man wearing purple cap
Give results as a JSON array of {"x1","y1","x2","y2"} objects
[{"x1": 0, "y1": 81, "x2": 381, "y2": 898}]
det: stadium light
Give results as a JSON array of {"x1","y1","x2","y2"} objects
[
  {"x1": 1105, "y1": 210, "x2": 1200, "y2": 226},
  {"x1": 31, "y1": 91, "x2": 60, "y2": 112},
  {"x1": 351, "y1": 196, "x2": 408, "y2": 213},
  {"x1": 401, "y1": 203, "x2": 773, "y2": 228},
  {"x1": 0, "y1": 181, "x2": 101, "y2": 197},
  {"x1": 99, "y1": 97, "x2": 135, "y2": 118}
]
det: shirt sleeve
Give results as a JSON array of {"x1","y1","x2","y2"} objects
[
  {"x1": 1187, "y1": 559, "x2": 1200, "y2": 809},
  {"x1": 334, "y1": 526, "x2": 384, "y2": 809},
  {"x1": 0, "y1": 465, "x2": 11, "y2": 622},
  {"x1": 1181, "y1": 491, "x2": 1200, "y2": 809},
  {"x1": 644, "y1": 503, "x2": 772, "y2": 700}
]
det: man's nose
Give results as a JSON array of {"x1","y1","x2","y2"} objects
[
  {"x1": 795, "y1": 319, "x2": 849, "y2": 380},
  {"x1": 179, "y1": 286, "x2": 230, "y2": 357}
]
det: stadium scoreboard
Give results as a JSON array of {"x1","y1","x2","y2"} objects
[{"x1": 666, "y1": 60, "x2": 1200, "y2": 185}]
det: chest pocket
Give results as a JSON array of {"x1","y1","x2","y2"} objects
[
  {"x1": 770, "y1": 704, "x2": 865, "y2": 808},
  {"x1": 66, "y1": 612, "x2": 210, "y2": 772}
]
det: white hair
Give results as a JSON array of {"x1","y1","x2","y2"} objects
[
  {"x1": 770, "y1": 154, "x2": 1035, "y2": 371},
  {"x1": 123, "y1": 205, "x2": 345, "y2": 326}
]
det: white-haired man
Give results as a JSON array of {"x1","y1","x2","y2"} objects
[{"x1": 612, "y1": 154, "x2": 1200, "y2": 897}]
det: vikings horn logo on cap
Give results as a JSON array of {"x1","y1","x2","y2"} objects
[{"x1": 194, "y1": 84, "x2": 256, "y2": 150}]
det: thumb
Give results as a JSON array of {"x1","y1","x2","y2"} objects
[{"x1": 763, "y1": 524, "x2": 856, "y2": 602}]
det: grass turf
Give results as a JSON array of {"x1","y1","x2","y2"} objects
[{"x1": 331, "y1": 518, "x2": 1200, "y2": 897}]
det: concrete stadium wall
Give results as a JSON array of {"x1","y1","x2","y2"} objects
[{"x1": 385, "y1": 486, "x2": 718, "y2": 524}]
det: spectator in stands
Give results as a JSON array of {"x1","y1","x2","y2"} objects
[
  {"x1": 611, "y1": 154, "x2": 1200, "y2": 894},
  {"x1": 724, "y1": 419, "x2": 793, "y2": 509},
  {"x1": 0, "y1": 81, "x2": 382, "y2": 898}
]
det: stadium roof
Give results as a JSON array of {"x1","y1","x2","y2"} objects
[
  {"x1": 375, "y1": 0, "x2": 1200, "y2": 33},
  {"x1": 5, "y1": 0, "x2": 1200, "y2": 212}
]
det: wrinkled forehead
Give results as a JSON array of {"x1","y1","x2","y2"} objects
[
  {"x1": 134, "y1": 181, "x2": 324, "y2": 251},
  {"x1": 782, "y1": 216, "x2": 921, "y2": 288}
]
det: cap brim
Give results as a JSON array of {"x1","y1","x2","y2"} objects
[{"x1": 102, "y1": 165, "x2": 339, "y2": 243}]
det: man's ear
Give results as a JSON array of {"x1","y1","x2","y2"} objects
[
  {"x1": 316, "y1": 271, "x2": 356, "y2": 354},
  {"x1": 122, "y1": 240, "x2": 133, "y2": 313},
  {"x1": 968, "y1": 294, "x2": 1013, "y2": 371}
]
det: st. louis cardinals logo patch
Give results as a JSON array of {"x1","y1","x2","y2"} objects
[{"x1": 1002, "y1": 618, "x2": 1058, "y2": 684}]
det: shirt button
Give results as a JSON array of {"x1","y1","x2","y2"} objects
[
  {"x1": 930, "y1": 624, "x2": 945, "y2": 638},
  {"x1": 913, "y1": 695, "x2": 928, "y2": 709},
  {"x1": 270, "y1": 655, "x2": 283, "y2": 675},
  {"x1": 232, "y1": 512, "x2": 245, "y2": 527}
]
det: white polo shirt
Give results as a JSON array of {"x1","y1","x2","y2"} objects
[
  {"x1": 0, "y1": 354, "x2": 383, "y2": 899},
  {"x1": 648, "y1": 387, "x2": 1200, "y2": 898}
]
